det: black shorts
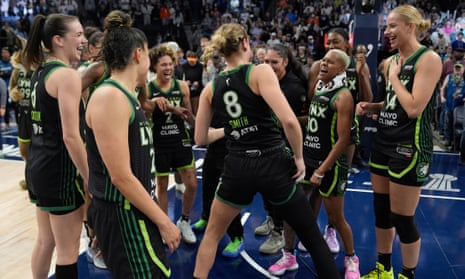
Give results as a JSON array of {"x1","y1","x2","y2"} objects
[
  {"x1": 301, "y1": 158, "x2": 348, "y2": 197},
  {"x1": 28, "y1": 175, "x2": 85, "y2": 214},
  {"x1": 369, "y1": 144, "x2": 432, "y2": 186},
  {"x1": 216, "y1": 146, "x2": 297, "y2": 208},
  {"x1": 154, "y1": 145, "x2": 194, "y2": 176},
  {"x1": 90, "y1": 198, "x2": 170, "y2": 279},
  {"x1": 17, "y1": 107, "x2": 32, "y2": 142}
]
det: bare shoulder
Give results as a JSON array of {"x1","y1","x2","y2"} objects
[
  {"x1": 417, "y1": 49, "x2": 442, "y2": 77},
  {"x1": 423, "y1": 49, "x2": 442, "y2": 65},
  {"x1": 250, "y1": 63, "x2": 274, "y2": 79},
  {"x1": 48, "y1": 67, "x2": 80, "y2": 86}
]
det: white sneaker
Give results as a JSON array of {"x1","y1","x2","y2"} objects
[
  {"x1": 259, "y1": 230, "x2": 284, "y2": 254},
  {"x1": 176, "y1": 217, "x2": 197, "y2": 244},
  {"x1": 86, "y1": 246, "x2": 98, "y2": 263},
  {"x1": 175, "y1": 183, "x2": 185, "y2": 193},
  {"x1": 93, "y1": 250, "x2": 107, "y2": 269},
  {"x1": 323, "y1": 225, "x2": 340, "y2": 253},
  {"x1": 254, "y1": 216, "x2": 274, "y2": 236}
]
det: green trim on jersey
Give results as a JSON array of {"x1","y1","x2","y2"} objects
[
  {"x1": 148, "y1": 78, "x2": 178, "y2": 96},
  {"x1": 42, "y1": 61, "x2": 68, "y2": 83},
  {"x1": 103, "y1": 79, "x2": 138, "y2": 124},
  {"x1": 319, "y1": 166, "x2": 340, "y2": 198},
  {"x1": 245, "y1": 64, "x2": 253, "y2": 86},
  {"x1": 139, "y1": 220, "x2": 171, "y2": 277},
  {"x1": 116, "y1": 206, "x2": 171, "y2": 277},
  {"x1": 269, "y1": 184, "x2": 297, "y2": 206}
]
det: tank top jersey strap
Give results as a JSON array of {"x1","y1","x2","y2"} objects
[
  {"x1": 87, "y1": 79, "x2": 156, "y2": 204},
  {"x1": 211, "y1": 64, "x2": 283, "y2": 152},
  {"x1": 345, "y1": 56, "x2": 359, "y2": 104}
]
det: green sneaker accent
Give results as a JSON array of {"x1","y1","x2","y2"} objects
[
  {"x1": 361, "y1": 262, "x2": 394, "y2": 279},
  {"x1": 192, "y1": 218, "x2": 207, "y2": 232},
  {"x1": 222, "y1": 237, "x2": 244, "y2": 258},
  {"x1": 398, "y1": 274, "x2": 408, "y2": 279}
]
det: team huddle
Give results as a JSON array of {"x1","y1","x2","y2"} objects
[{"x1": 11, "y1": 4, "x2": 441, "y2": 279}]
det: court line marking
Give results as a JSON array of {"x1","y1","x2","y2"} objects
[
  {"x1": 348, "y1": 188, "x2": 465, "y2": 201},
  {"x1": 238, "y1": 212, "x2": 279, "y2": 279},
  {"x1": 240, "y1": 250, "x2": 279, "y2": 279}
]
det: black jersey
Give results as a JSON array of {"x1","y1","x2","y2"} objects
[
  {"x1": 304, "y1": 83, "x2": 347, "y2": 161},
  {"x1": 345, "y1": 57, "x2": 359, "y2": 104},
  {"x1": 148, "y1": 78, "x2": 191, "y2": 149},
  {"x1": 280, "y1": 70, "x2": 308, "y2": 117},
  {"x1": 86, "y1": 79, "x2": 156, "y2": 204},
  {"x1": 27, "y1": 61, "x2": 79, "y2": 194},
  {"x1": 15, "y1": 68, "x2": 33, "y2": 110},
  {"x1": 212, "y1": 64, "x2": 283, "y2": 152},
  {"x1": 375, "y1": 46, "x2": 433, "y2": 155}
]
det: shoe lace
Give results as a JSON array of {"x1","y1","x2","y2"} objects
[
  {"x1": 345, "y1": 257, "x2": 357, "y2": 272},
  {"x1": 365, "y1": 265, "x2": 382, "y2": 278},
  {"x1": 327, "y1": 228, "x2": 336, "y2": 238},
  {"x1": 269, "y1": 233, "x2": 282, "y2": 244}
]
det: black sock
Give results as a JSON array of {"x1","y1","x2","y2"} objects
[
  {"x1": 181, "y1": 214, "x2": 190, "y2": 221},
  {"x1": 327, "y1": 223, "x2": 334, "y2": 229},
  {"x1": 378, "y1": 253, "x2": 392, "y2": 271},
  {"x1": 401, "y1": 266, "x2": 416, "y2": 279},
  {"x1": 55, "y1": 262, "x2": 78, "y2": 279}
]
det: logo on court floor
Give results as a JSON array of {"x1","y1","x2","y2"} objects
[{"x1": 423, "y1": 173, "x2": 460, "y2": 192}]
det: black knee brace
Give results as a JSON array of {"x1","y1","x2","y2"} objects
[
  {"x1": 374, "y1": 193, "x2": 393, "y2": 229},
  {"x1": 390, "y1": 212, "x2": 420, "y2": 244}
]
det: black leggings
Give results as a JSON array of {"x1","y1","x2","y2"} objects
[
  {"x1": 202, "y1": 147, "x2": 243, "y2": 239},
  {"x1": 276, "y1": 186, "x2": 340, "y2": 279}
]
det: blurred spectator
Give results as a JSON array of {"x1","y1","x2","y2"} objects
[
  {"x1": 254, "y1": 47, "x2": 266, "y2": 64},
  {"x1": 202, "y1": 53, "x2": 225, "y2": 85},
  {"x1": 296, "y1": 45, "x2": 308, "y2": 65},
  {"x1": 267, "y1": 32, "x2": 280, "y2": 46},
  {"x1": 452, "y1": 31, "x2": 465, "y2": 51},
  {"x1": 180, "y1": 50, "x2": 203, "y2": 116},
  {"x1": 0, "y1": 46, "x2": 13, "y2": 128}
]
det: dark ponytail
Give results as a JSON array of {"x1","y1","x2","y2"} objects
[
  {"x1": 24, "y1": 14, "x2": 46, "y2": 68},
  {"x1": 103, "y1": 27, "x2": 147, "y2": 70},
  {"x1": 24, "y1": 13, "x2": 79, "y2": 67}
]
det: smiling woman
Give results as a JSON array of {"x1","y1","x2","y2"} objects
[
  {"x1": 357, "y1": 4, "x2": 443, "y2": 279},
  {"x1": 23, "y1": 13, "x2": 89, "y2": 279}
]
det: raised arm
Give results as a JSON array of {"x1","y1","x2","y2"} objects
[{"x1": 388, "y1": 51, "x2": 442, "y2": 118}]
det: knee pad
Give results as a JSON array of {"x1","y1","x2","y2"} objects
[
  {"x1": 390, "y1": 212, "x2": 420, "y2": 244},
  {"x1": 374, "y1": 193, "x2": 393, "y2": 229}
]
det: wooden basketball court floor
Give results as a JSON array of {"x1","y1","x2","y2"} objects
[{"x1": 1, "y1": 127, "x2": 465, "y2": 279}]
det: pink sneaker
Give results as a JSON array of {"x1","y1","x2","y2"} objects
[
  {"x1": 323, "y1": 225, "x2": 340, "y2": 253},
  {"x1": 344, "y1": 255, "x2": 360, "y2": 279},
  {"x1": 268, "y1": 251, "x2": 299, "y2": 276}
]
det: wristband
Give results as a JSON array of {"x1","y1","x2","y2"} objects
[{"x1": 313, "y1": 172, "x2": 324, "y2": 179}]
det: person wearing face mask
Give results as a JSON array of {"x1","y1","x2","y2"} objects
[{"x1": 180, "y1": 50, "x2": 204, "y2": 116}]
